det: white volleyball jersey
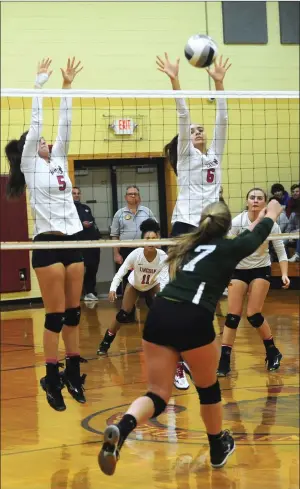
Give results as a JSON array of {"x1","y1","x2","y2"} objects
[
  {"x1": 171, "y1": 97, "x2": 228, "y2": 227},
  {"x1": 21, "y1": 96, "x2": 83, "y2": 237},
  {"x1": 230, "y1": 211, "x2": 287, "y2": 269},
  {"x1": 110, "y1": 248, "x2": 169, "y2": 292}
]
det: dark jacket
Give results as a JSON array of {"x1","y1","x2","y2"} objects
[{"x1": 74, "y1": 201, "x2": 101, "y2": 240}]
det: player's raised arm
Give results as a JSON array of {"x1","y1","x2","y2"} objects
[
  {"x1": 206, "y1": 56, "x2": 231, "y2": 164},
  {"x1": 52, "y1": 57, "x2": 83, "y2": 161},
  {"x1": 22, "y1": 58, "x2": 53, "y2": 166}
]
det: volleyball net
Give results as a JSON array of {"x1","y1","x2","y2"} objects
[{"x1": 1, "y1": 89, "x2": 299, "y2": 250}]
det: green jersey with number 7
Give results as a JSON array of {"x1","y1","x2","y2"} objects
[{"x1": 159, "y1": 218, "x2": 274, "y2": 313}]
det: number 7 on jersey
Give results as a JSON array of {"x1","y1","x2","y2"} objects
[
  {"x1": 182, "y1": 245, "x2": 216, "y2": 304},
  {"x1": 182, "y1": 245, "x2": 216, "y2": 272}
]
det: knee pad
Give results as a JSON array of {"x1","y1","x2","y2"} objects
[
  {"x1": 45, "y1": 312, "x2": 65, "y2": 333},
  {"x1": 247, "y1": 313, "x2": 264, "y2": 328},
  {"x1": 225, "y1": 314, "x2": 241, "y2": 330},
  {"x1": 116, "y1": 309, "x2": 131, "y2": 324},
  {"x1": 145, "y1": 391, "x2": 167, "y2": 418},
  {"x1": 64, "y1": 307, "x2": 81, "y2": 326},
  {"x1": 196, "y1": 381, "x2": 221, "y2": 405}
]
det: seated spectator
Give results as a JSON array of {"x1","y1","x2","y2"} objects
[
  {"x1": 270, "y1": 183, "x2": 290, "y2": 208},
  {"x1": 286, "y1": 183, "x2": 300, "y2": 218}
]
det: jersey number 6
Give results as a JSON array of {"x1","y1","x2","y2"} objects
[
  {"x1": 206, "y1": 169, "x2": 215, "y2": 183},
  {"x1": 57, "y1": 175, "x2": 66, "y2": 191}
]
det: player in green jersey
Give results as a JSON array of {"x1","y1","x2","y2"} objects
[{"x1": 98, "y1": 198, "x2": 282, "y2": 477}]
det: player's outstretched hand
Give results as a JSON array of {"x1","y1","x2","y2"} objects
[
  {"x1": 61, "y1": 57, "x2": 83, "y2": 85},
  {"x1": 206, "y1": 55, "x2": 231, "y2": 82},
  {"x1": 37, "y1": 57, "x2": 53, "y2": 77},
  {"x1": 34, "y1": 58, "x2": 52, "y2": 88},
  {"x1": 257, "y1": 207, "x2": 268, "y2": 221},
  {"x1": 266, "y1": 199, "x2": 283, "y2": 221},
  {"x1": 156, "y1": 53, "x2": 180, "y2": 80}
]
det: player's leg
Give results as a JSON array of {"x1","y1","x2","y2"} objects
[
  {"x1": 217, "y1": 278, "x2": 248, "y2": 377},
  {"x1": 97, "y1": 284, "x2": 139, "y2": 356},
  {"x1": 83, "y1": 248, "x2": 100, "y2": 301},
  {"x1": 34, "y1": 261, "x2": 66, "y2": 411},
  {"x1": 144, "y1": 284, "x2": 160, "y2": 309},
  {"x1": 62, "y1": 260, "x2": 87, "y2": 403},
  {"x1": 118, "y1": 247, "x2": 136, "y2": 320},
  {"x1": 181, "y1": 339, "x2": 235, "y2": 469},
  {"x1": 247, "y1": 277, "x2": 282, "y2": 371},
  {"x1": 170, "y1": 222, "x2": 197, "y2": 391},
  {"x1": 98, "y1": 340, "x2": 179, "y2": 475}
]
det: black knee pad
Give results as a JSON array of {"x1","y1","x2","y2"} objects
[
  {"x1": 247, "y1": 313, "x2": 264, "y2": 328},
  {"x1": 116, "y1": 309, "x2": 131, "y2": 323},
  {"x1": 64, "y1": 307, "x2": 81, "y2": 326},
  {"x1": 145, "y1": 391, "x2": 167, "y2": 418},
  {"x1": 45, "y1": 312, "x2": 65, "y2": 333},
  {"x1": 196, "y1": 381, "x2": 221, "y2": 405},
  {"x1": 225, "y1": 314, "x2": 241, "y2": 330}
]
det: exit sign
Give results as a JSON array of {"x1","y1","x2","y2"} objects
[{"x1": 112, "y1": 118, "x2": 136, "y2": 135}]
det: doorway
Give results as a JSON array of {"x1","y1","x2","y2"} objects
[{"x1": 74, "y1": 157, "x2": 167, "y2": 296}]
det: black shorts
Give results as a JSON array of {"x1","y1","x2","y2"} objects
[
  {"x1": 32, "y1": 234, "x2": 84, "y2": 269},
  {"x1": 171, "y1": 221, "x2": 197, "y2": 237},
  {"x1": 143, "y1": 297, "x2": 215, "y2": 352},
  {"x1": 231, "y1": 266, "x2": 271, "y2": 285}
]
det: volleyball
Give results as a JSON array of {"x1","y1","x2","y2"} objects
[{"x1": 184, "y1": 34, "x2": 218, "y2": 68}]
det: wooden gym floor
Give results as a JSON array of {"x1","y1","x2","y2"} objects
[{"x1": 1, "y1": 290, "x2": 299, "y2": 489}]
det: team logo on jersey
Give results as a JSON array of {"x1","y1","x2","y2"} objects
[{"x1": 49, "y1": 165, "x2": 63, "y2": 176}]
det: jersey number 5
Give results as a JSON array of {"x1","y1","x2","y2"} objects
[
  {"x1": 206, "y1": 169, "x2": 215, "y2": 183},
  {"x1": 57, "y1": 175, "x2": 66, "y2": 191},
  {"x1": 182, "y1": 245, "x2": 216, "y2": 304}
]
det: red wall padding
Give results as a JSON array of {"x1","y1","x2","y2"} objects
[{"x1": 0, "y1": 176, "x2": 31, "y2": 293}]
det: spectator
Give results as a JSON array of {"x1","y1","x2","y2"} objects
[
  {"x1": 72, "y1": 187, "x2": 101, "y2": 301},
  {"x1": 270, "y1": 183, "x2": 289, "y2": 208},
  {"x1": 286, "y1": 183, "x2": 300, "y2": 218},
  {"x1": 110, "y1": 185, "x2": 156, "y2": 267}
]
